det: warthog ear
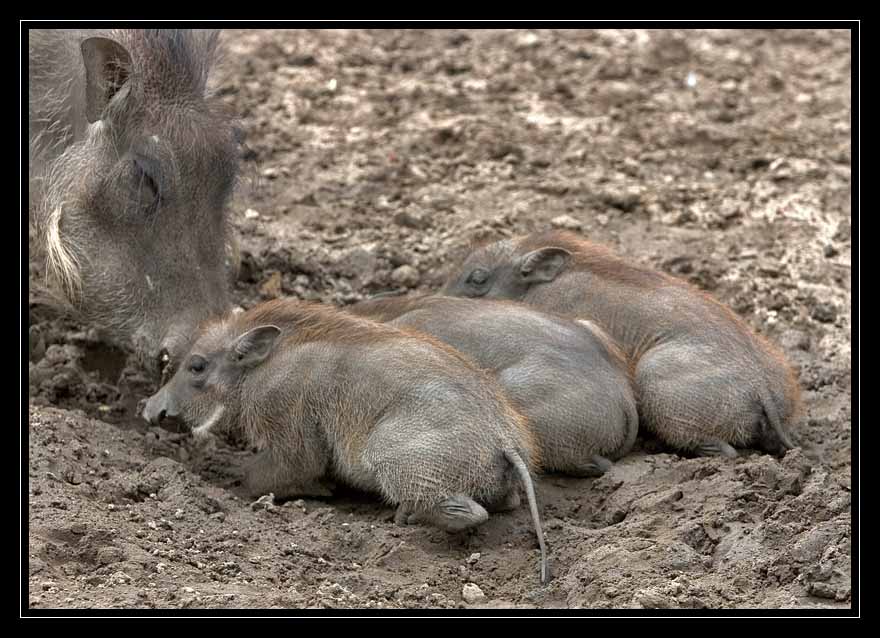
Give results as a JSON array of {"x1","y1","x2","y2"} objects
[
  {"x1": 81, "y1": 36, "x2": 133, "y2": 123},
  {"x1": 519, "y1": 247, "x2": 571, "y2": 283},
  {"x1": 231, "y1": 325, "x2": 281, "y2": 367}
]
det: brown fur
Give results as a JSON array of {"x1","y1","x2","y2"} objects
[
  {"x1": 537, "y1": 233, "x2": 801, "y2": 452},
  {"x1": 518, "y1": 231, "x2": 672, "y2": 289},
  {"x1": 355, "y1": 293, "x2": 635, "y2": 391},
  {"x1": 350, "y1": 294, "x2": 643, "y2": 469},
  {"x1": 215, "y1": 299, "x2": 541, "y2": 468},
  {"x1": 518, "y1": 231, "x2": 798, "y2": 356},
  {"x1": 233, "y1": 299, "x2": 503, "y2": 379},
  {"x1": 447, "y1": 230, "x2": 803, "y2": 455}
]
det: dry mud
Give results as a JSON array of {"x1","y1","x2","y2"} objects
[{"x1": 26, "y1": 28, "x2": 853, "y2": 611}]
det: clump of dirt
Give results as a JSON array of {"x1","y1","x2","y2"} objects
[{"x1": 27, "y1": 28, "x2": 852, "y2": 610}]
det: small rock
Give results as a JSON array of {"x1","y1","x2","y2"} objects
[
  {"x1": 390, "y1": 265, "x2": 420, "y2": 288},
  {"x1": 809, "y1": 581, "x2": 849, "y2": 600},
  {"x1": 97, "y1": 547, "x2": 125, "y2": 565},
  {"x1": 462, "y1": 583, "x2": 486, "y2": 604},
  {"x1": 291, "y1": 499, "x2": 307, "y2": 512},
  {"x1": 516, "y1": 32, "x2": 540, "y2": 48},
  {"x1": 811, "y1": 302, "x2": 838, "y2": 324},
  {"x1": 823, "y1": 244, "x2": 839, "y2": 258},
  {"x1": 393, "y1": 210, "x2": 429, "y2": 230},
  {"x1": 467, "y1": 553, "x2": 481, "y2": 565},
  {"x1": 635, "y1": 588, "x2": 674, "y2": 608},
  {"x1": 244, "y1": 208, "x2": 260, "y2": 220},
  {"x1": 251, "y1": 493, "x2": 276, "y2": 511},
  {"x1": 551, "y1": 215, "x2": 583, "y2": 230},
  {"x1": 110, "y1": 571, "x2": 132, "y2": 585},
  {"x1": 531, "y1": 156, "x2": 552, "y2": 168},
  {"x1": 601, "y1": 186, "x2": 642, "y2": 213},
  {"x1": 41, "y1": 581, "x2": 57, "y2": 590}
]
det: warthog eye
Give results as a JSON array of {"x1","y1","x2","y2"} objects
[
  {"x1": 466, "y1": 268, "x2": 490, "y2": 286},
  {"x1": 131, "y1": 154, "x2": 162, "y2": 213},
  {"x1": 187, "y1": 355, "x2": 208, "y2": 375}
]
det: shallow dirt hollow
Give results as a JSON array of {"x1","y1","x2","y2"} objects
[{"x1": 27, "y1": 29, "x2": 852, "y2": 610}]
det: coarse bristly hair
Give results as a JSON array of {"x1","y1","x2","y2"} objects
[
  {"x1": 201, "y1": 298, "x2": 543, "y2": 472},
  {"x1": 30, "y1": 29, "x2": 243, "y2": 316}
]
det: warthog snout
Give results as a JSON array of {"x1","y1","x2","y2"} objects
[{"x1": 142, "y1": 386, "x2": 179, "y2": 425}]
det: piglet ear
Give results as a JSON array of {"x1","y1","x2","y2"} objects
[
  {"x1": 519, "y1": 247, "x2": 571, "y2": 283},
  {"x1": 231, "y1": 325, "x2": 281, "y2": 367},
  {"x1": 81, "y1": 36, "x2": 133, "y2": 123}
]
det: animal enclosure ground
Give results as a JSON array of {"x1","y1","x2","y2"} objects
[{"x1": 27, "y1": 28, "x2": 853, "y2": 610}]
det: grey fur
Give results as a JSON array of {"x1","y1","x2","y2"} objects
[
  {"x1": 350, "y1": 295, "x2": 639, "y2": 476},
  {"x1": 29, "y1": 29, "x2": 239, "y2": 371},
  {"x1": 142, "y1": 300, "x2": 551, "y2": 583},
  {"x1": 442, "y1": 232, "x2": 802, "y2": 457}
]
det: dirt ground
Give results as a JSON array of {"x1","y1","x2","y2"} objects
[{"x1": 26, "y1": 28, "x2": 853, "y2": 611}]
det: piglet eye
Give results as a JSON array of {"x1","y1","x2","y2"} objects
[
  {"x1": 467, "y1": 268, "x2": 490, "y2": 285},
  {"x1": 188, "y1": 355, "x2": 208, "y2": 375},
  {"x1": 134, "y1": 160, "x2": 159, "y2": 197}
]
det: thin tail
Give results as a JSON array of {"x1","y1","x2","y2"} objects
[
  {"x1": 760, "y1": 390, "x2": 796, "y2": 453},
  {"x1": 614, "y1": 397, "x2": 640, "y2": 460},
  {"x1": 504, "y1": 449, "x2": 551, "y2": 584}
]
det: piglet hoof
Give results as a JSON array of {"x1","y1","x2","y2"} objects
[
  {"x1": 394, "y1": 504, "x2": 415, "y2": 526},
  {"x1": 569, "y1": 455, "x2": 614, "y2": 477},
  {"x1": 696, "y1": 440, "x2": 739, "y2": 459},
  {"x1": 574, "y1": 454, "x2": 614, "y2": 477},
  {"x1": 425, "y1": 495, "x2": 489, "y2": 532},
  {"x1": 302, "y1": 480, "x2": 336, "y2": 498}
]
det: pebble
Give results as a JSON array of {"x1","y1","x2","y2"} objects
[
  {"x1": 516, "y1": 32, "x2": 540, "y2": 48},
  {"x1": 811, "y1": 302, "x2": 838, "y2": 324},
  {"x1": 550, "y1": 215, "x2": 583, "y2": 230},
  {"x1": 393, "y1": 210, "x2": 429, "y2": 230},
  {"x1": 251, "y1": 493, "x2": 276, "y2": 511},
  {"x1": 462, "y1": 583, "x2": 486, "y2": 604},
  {"x1": 390, "y1": 265, "x2": 420, "y2": 288}
]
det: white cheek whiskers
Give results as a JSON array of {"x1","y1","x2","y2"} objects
[{"x1": 193, "y1": 404, "x2": 225, "y2": 439}]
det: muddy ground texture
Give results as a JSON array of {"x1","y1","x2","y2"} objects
[{"x1": 27, "y1": 29, "x2": 853, "y2": 610}]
